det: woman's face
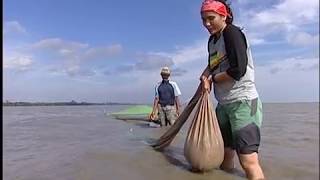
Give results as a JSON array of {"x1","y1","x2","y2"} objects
[{"x1": 201, "y1": 11, "x2": 226, "y2": 35}]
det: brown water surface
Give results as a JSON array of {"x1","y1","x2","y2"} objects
[{"x1": 3, "y1": 103, "x2": 319, "y2": 180}]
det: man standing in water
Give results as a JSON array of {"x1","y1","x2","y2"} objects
[{"x1": 150, "y1": 67, "x2": 181, "y2": 127}]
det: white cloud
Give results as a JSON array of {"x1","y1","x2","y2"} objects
[
  {"x1": 135, "y1": 53, "x2": 174, "y2": 70},
  {"x1": 31, "y1": 38, "x2": 89, "y2": 51},
  {"x1": 263, "y1": 57, "x2": 319, "y2": 73},
  {"x1": 170, "y1": 40, "x2": 207, "y2": 65},
  {"x1": 250, "y1": 0, "x2": 318, "y2": 27},
  {"x1": 237, "y1": 0, "x2": 249, "y2": 4},
  {"x1": 171, "y1": 67, "x2": 188, "y2": 77},
  {"x1": 49, "y1": 65, "x2": 96, "y2": 77},
  {"x1": 31, "y1": 38, "x2": 123, "y2": 61},
  {"x1": 287, "y1": 32, "x2": 319, "y2": 46},
  {"x1": 64, "y1": 65, "x2": 96, "y2": 77},
  {"x1": 5, "y1": 36, "x2": 123, "y2": 77},
  {"x1": 238, "y1": 0, "x2": 319, "y2": 45},
  {"x1": 59, "y1": 49, "x2": 74, "y2": 56},
  {"x1": 255, "y1": 57, "x2": 319, "y2": 102},
  {"x1": 21, "y1": 38, "x2": 123, "y2": 77},
  {"x1": 111, "y1": 40, "x2": 207, "y2": 75},
  {"x1": 4, "y1": 21, "x2": 27, "y2": 34},
  {"x1": 4, "y1": 55, "x2": 34, "y2": 71},
  {"x1": 84, "y1": 44, "x2": 122, "y2": 60},
  {"x1": 249, "y1": 38, "x2": 266, "y2": 45},
  {"x1": 145, "y1": 41, "x2": 207, "y2": 64}
]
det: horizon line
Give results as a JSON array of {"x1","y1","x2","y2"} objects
[{"x1": 3, "y1": 100, "x2": 319, "y2": 104}]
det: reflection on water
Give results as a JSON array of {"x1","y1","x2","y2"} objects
[{"x1": 3, "y1": 103, "x2": 319, "y2": 180}]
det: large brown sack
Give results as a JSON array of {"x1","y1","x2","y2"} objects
[
  {"x1": 184, "y1": 91, "x2": 224, "y2": 171},
  {"x1": 151, "y1": 84, "x2": 202, "y2": 150}
]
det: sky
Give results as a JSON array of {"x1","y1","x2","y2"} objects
[{"x1": 3, "y1": 0, "x2": 319, "y2": 104}]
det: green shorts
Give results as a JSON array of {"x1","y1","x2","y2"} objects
[{"x1": 216, "y1": 98, "x2": 263, "y2": 154}]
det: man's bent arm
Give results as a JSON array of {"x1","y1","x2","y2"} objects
[{"x1": 152, "y1": 97, "x2": 159, "y2": 113}]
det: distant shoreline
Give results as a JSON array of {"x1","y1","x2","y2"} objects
[
  {"x1": 3, "y1": 101, "x2": 318, "y2": 107},
  {"x1": 3, "y1": 101, "x2": 143, "y2": 107}
]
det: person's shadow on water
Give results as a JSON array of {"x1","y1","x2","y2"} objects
[
  {"x1": 156, "y1": 146, "x2": 246, "y2": 178},
  {"x1": 161, "y1": 146, "x2": 192, "y2": 171},
  {"x1": 133, "y1": 122, "x2": 151, "y2": 128},
  {"x1": 133, "y1": 122, "x2": 161, "y2": 128}
]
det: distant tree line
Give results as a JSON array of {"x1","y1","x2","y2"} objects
[{"x1": 3, "y1": 100, "x2": 142, "y2": 106}]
